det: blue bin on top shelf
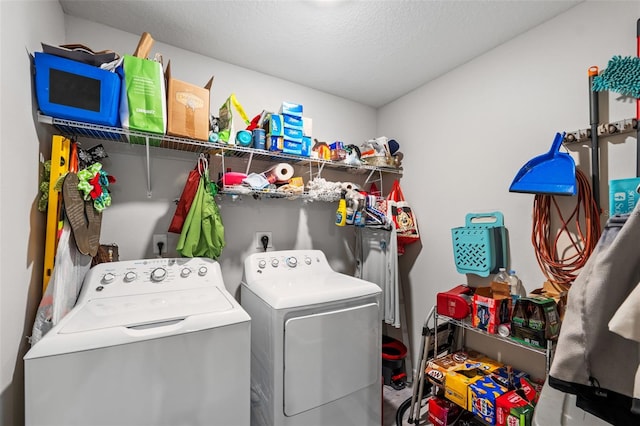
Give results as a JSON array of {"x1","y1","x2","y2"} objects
[{"x1": 34, "y1": 52, "x2": 121, "y2": 127}]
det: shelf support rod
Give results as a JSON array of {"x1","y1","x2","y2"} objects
[
  {"x1": 145, "y1": 135, "x2": 152, "y2": 198},
  {"x1": 245, "y1": 152, "x2": 254, "y2": 175}
]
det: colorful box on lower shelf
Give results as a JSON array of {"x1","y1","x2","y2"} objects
[
  {"x1": 469, "y1": 375, "x2": 508, "y2": 424},
  {"x1": 444, "y1": 366, "x2": 485, "y2": 410},
  {"x1": 428, "y1": 396, "x2": 462, "y2": 426}
]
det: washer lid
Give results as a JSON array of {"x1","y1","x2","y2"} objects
[
  {"x1": 242, "y1": 272, "x2": 381, "y2": 309},
  {"x1": 60, "y1": 286, "x2": 234, "y2": 334}
]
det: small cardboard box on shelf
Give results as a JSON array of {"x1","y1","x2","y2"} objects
[{"x1": 165, "y1": 61, "x2": 213, "y2": 140}]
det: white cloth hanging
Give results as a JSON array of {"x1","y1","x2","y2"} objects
[{"x1": 355, "y1": 225, "x2": 399, "y2": 327}]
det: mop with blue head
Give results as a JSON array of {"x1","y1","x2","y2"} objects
[{"x1": 591, "y1": 55, "x2": 640, "y2": 98}]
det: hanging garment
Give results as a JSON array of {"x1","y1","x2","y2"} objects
[
  {"x1": 355, "y1": 225, "x2": 399, "y2": 327},
  {"x1": 549, "y1": 201, "x2": 640, "y2": 425},
  {"x1": 609, "y1": 280, "x2": 640, "y2": 415}
]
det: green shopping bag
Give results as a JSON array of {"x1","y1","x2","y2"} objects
[
  {"x1": 117, "y1": 33, "x2": 166, "y2": 145},
  {"x1": 176, "y1": 160, "x2": 225, "y2": 259}
]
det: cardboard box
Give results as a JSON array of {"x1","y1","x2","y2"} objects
[
  {"x1": 428, "y1": 396, "x2": 462, "y2": 426},
  {"x1": 473, "y1": 282, "x2": 512, "y2": 334},
  {"x1": 495, "y1": 377, "x2": 539, "y2": 426},
  {"x1": 490, "y1": 366, "x2": 529, "y2": 390},
  {"x1": 283, "y1": 139, "x2": 302, "y2": 155},
  {"x1": 511, "y1": 296, "x2": 560, "y2": 348},
  {"x1": 263, "y1": 113, "x2": 284, "y2": 136},
  {"x1": 283, "y1": 114, "x2": 304, "y2": 129},
  {"x1": 280, "y1": 101, "x2": 303, "y2": 117},
  {"x1": 444, "y1": 366, "x2": 485, "y2": 410},
  {"x1": 528, "y1": 281, "x2": 568, "y2": 320},
  {"x1": 469, "y1": 375, "x2": 508, "y2": 424},
  {"x1": 165, "y1": 62, "x2": 213, "y2": 140},
  {"x1": 283, "y1": 126, "x2": 304, "y2": 142},
  {"x1": 426, "y1": 350, "x2": 486, "y2": 387},
  {"x1": 496, "y1": 390, "x2": 534, "y2": 426}
]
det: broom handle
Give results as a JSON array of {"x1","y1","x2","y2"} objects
[
  {"x1": 589, "y1": 66, "x2": 600, "y2": 209},
  {"x1": 636, "y1": 19, "x2": 639, "y2": 177}
]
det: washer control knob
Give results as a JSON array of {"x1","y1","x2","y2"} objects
[
  {"x1": 271, "y1": 258, "x2": 279, "y2": 268},
  {"x1": 102, "y1": 273, "x2": 115, "y2": 284},
  {"x1": 123, "y1": 271, "x2": 137, "y2": 283},
  {"x1": 286, "y1": 257, "x2": 298, "y2": 268},
  {"x1": 150, "y1": 267, "x2": 167, "y2": 282},
  {"x1": 198, "y1": 266, "x2": 208, "y2": 277},
  {"x1": 180, "y1": 268, "x2": 191, "y2": 278},
  {"x1": 304, "y1": 257, "x2": 312, "y2": 265},
  {"x1": 258, "y1": 260, "x2": 267, "y2": 269}
]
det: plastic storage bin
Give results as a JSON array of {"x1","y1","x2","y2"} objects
[
  {"x1": 451, "y1": 211, "x2": 507, "y2": 277},
  {"x1": 34, "y1": 52, "x2": 121, "y2": 126}
]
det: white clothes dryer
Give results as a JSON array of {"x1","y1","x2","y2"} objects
[
  {"x1": 25, "y1": 257, "x2": 251, "y2": 426},
  {"x1": 240, "y1": 249, "x2": 382, "y2": 426}
]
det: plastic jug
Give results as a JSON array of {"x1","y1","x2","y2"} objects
[{"x1": 508, "y1": 270, "x2": 527, "y2": 298}]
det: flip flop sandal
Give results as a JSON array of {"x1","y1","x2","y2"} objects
[{"x1": 63, "y1": 173, "x2": 102, "y2": 256}]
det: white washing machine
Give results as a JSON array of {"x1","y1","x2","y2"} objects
[
  {"x1": 24, "y1": 257, "x2": 251, "y2": 426},
  {"x1": 240, "y1": 249, "x2": 382, "y2": 426}
]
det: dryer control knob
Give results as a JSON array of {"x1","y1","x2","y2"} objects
[
  {"x1": 304, "y1": 257, "x2": 312, "y2": 265},
  {"x1": 102, "y1": 273, "x2": 116, "y2": 284},
  {"x1": 123, "y1": 271, "x2": 137, "y2": 283},
  {"x1": 181, "y1": 268, "x2": 191, "y2": 278},
  {"x1": 271, "y1": 258, "x2": 279, "y2": 268},
  {"x1": 258, "y1": 260, "x2": 267, "y2": 269},
  {"x1": 286, "y1": 257, "x2": 297, "y2": 268},
  {"x1": 198, "y1": 266, "x2": 208, "y2": 276},
  {"x1": 150, "y1": 267, "x2": 167, "y2": 282}
]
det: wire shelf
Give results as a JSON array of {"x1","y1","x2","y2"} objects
[{"x1": 37, "y1": 114, "x2": 403, "y2": 175}]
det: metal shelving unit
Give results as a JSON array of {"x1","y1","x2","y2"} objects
[
  {"x1": 37, "y1": 113, "x2": 402, "y2": 198},
  {"x1": 433, "y1": 310, "x2": 555, "y2": 376}
]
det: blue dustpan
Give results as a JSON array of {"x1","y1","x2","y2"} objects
[{"x1": 509, "y1": 132, "x2": 576, "y2": 196}]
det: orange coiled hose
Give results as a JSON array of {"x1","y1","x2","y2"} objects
[{"x1": 531, "y1": 168, "x2": 601, "y2": 286}]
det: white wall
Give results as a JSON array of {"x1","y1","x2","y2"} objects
[
  {"x1": 0, "y1": 1, "x2": 66, "y2": 424},
  {"x1": 378, "y1": 0, "x2": 639, "y2": 378}
]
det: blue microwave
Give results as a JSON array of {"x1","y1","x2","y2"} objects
[{"x1": 34, "y1": 52, "x2": 121, "y2": 126}]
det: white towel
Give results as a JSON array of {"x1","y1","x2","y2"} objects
[{"x1": 355, "y1": 225, "x2": 400, "y2": 327}]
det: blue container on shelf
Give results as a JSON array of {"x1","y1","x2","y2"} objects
[{"x1": 34, "y1": 52, "x2": 121, "y2": 126}]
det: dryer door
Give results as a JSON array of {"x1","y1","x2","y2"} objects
[{"x1": 283, "y1": 302, "x2": 379, "y2": 416}]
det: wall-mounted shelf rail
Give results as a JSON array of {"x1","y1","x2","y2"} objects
[
  {"x1": 38, "y1": 113, "x2": 402, "y2": 198},
  {"x1": 564, "y1": 117, "x2": 637, "y2": 145}
]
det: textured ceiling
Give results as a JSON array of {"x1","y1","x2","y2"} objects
[{"x1": 59, "y1": 0, "x2": 582, "y2": 108}]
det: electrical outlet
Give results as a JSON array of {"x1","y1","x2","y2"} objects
[
  {"x1": 255, "y1": 231, "x2": 273, "y2": 250},
  {"x1": 153, "y1": 234, "x2": 168, "y2": 255}
]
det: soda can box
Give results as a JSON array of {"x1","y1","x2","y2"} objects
[
  {"x1": 469, "y1": 375, "x2": 508, "y2": 424},
  {"x1": 34, "y1": 52, "x2": 121, "y2": 126},
  {"x1": 428, "y1": 396, "x2": 462, "y2": 426},
  {"x1": 496, "y1": 390, "x2": 533, "y2": 426},
  {"x1": 444, "y1": 366, "x2": 485, "y2": 410},
  {"x1": 490, "y1": 366, "x2": 529, "y2": 390},
  {"x1": 609, "y1": 177, "x2": 640, "y2": 215}
]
